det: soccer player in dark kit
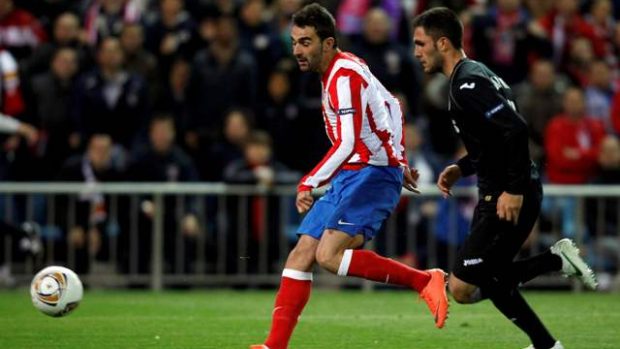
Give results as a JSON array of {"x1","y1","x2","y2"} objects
[{"x1": 412, "y1": 7, "x2": 597, "y2": 349}]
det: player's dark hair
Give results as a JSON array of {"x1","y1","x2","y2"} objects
[
  {"x1": 292, "y1": 3, "x2": 338, "y2": 48},
  {"x1": 412, "y1": 7, "x2": 463, "y2": 50}
]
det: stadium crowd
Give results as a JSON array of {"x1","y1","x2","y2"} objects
[{"x1": 0, "y1": 0, "x2": 620, "y2": 278}]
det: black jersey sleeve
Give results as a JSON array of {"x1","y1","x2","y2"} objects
[
  {"x1": 451, "y1": 76, "x2": 530, "y2": 194},
  {"x1": 456, "y1": 154, "x2": 476, "y2": 177}
]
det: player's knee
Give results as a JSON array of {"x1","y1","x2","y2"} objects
[
  {"x1": 288, "y1": 243, "x2": 316, "y2": 267},
  {"x1": 315, "y1": 247, "x2": 338, "y2": 273}
]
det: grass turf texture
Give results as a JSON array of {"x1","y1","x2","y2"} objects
[{"x1": 0, "y1": 290, "x2": 617, "y2": 349}]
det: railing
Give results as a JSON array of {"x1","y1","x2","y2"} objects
[{"x1": 0, "y1": 183, "x2": 618, "y2": 291}]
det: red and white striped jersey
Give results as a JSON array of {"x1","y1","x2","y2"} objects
[{"x1": 298, "y1": 51, "x2": 406, "y2": 192}]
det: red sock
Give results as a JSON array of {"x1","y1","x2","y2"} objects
[
  {"x1": 339, "y1": 249, "x2": 430, "y2": 292},
  {"x1": 264, "y1": 269, "x2": 312, "y2": 349}
]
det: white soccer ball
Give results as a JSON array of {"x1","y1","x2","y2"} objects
[{"x1": 30, "y1": 266, "x2": 83, "y2": 317}]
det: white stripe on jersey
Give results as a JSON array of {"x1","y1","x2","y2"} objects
[{"x1": 299, "y1": 51, "x2": 406, "y2": 191}]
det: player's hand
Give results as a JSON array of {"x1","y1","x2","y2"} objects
[
  {"x1": 437, "y1": 164, "x2": 462, "y2": 198},
  {"x1": 496, "y1": 192, "x2": 523, "y2": 225},
  {"x1": 402, "y1": 166, "x2": 421, "y2": 193},
  {"x1": 17, "y1": 123, "x2": 38, "y2": 146},
  {"x1": 296, "y1": 190, "x2": 314, "y2": 214}
]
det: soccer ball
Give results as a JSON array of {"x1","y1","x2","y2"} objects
[{"x1": 30, "y1": 266, "x2": 83, "y2": 317}]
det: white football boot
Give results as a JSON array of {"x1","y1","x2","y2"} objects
[
  {"x1": 523, "y1": 340, "x2": 564, "y2": 349},
  {"x1": 550, "y1": 238, "x2": 598, "y2": 290}
]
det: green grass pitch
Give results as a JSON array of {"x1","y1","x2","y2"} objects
[{"x1": 0, "y1": 289, "x2": 617, "y2": 348}]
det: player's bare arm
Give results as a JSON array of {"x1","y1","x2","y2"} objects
[{"x1": 437, "y1": 164, "x2": 461, "y2": 198}]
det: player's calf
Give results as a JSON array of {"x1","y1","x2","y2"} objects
[{"x1": 448, "y1": 275, "x2": 480, "y2": 304}]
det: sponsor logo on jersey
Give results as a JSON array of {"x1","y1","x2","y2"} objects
[
  {"x1": 463, "y1": 258, "x2": 484, "y2": 267},
  {"x1": 459, "y1": 82, "x2": 476, "y2": 90},
  {"x1": 485, "y1": 103, "x2": 505, "y2": 118},
  {"x1": 338, "y1": 108, "x2": 356, "y2": 115}
]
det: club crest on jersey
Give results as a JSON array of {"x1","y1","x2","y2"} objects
[{"x1": 338, "y1": 108, "x2": 356, "y2": 115}]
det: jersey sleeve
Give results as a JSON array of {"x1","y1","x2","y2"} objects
[
  {"x1": 451, "y1": 76, "x2": 530, "y2": 194},
  {"x1": 298, "y1": 70, "x2": 365, "y2": 192}
]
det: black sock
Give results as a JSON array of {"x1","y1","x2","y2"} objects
[
  {"x1": 476, "y1": 250, "x2": 562, "y2": 301},
  {"x1": 510, "y1": 250, "x2": 563, "y2": 286},
  {"x1": 484, "y1": 283, "x2": 556, "y2": 349}
]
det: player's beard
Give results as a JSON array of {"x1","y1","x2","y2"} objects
[
  {"x1": 297, "y1": 48, "x2": 322, "y2": 73},
  {"x1": 424, "y1": 51, "x2": 444, "y2": 74}
]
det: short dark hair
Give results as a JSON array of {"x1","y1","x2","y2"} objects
[
  {"x1": 246, "y1": 130, "x2": 272, "y2": 148},
  {"x1": 292, "y1": 3, "x2": 337, "y2": 47},
  {"x1": 412, "y1": 7, "x2": 463, "y2": 50}
]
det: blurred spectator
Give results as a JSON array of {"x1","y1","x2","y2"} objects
[
  {"x1": 257, "y1": 65, "x2": 305, "y2": 170},
  {"x1": 0, "y1": 48, "x2": 24, "y2": 117},
  {"x1": 144, "y1": 0, "x2": 199, "y2": 77},
  {"x1": 524, "y1": 0, "x2": 554, "y2": 19},
  {"x1": 612, "y1": 89, "x2": 620, "y2": 134},
  {"x1": 27, "y1": 48, "x2": 80, "y2": 179},
  {"x1": 585, "y1": 135, "x2": 620, "y2": 278},
  {"x1": 514, "y1": 59, "x2": 567, "y2": 166},
  {"x1": 223, "y1": 130, "x2": 300, "y2": 187},
  {"x1": 56, "y1": 134, "x2": 125, "y2": 273},
  {"x1": 128, "y1": 114, "x2": 200, "y2": 273},
  {"x1": 120, "y1": 23, "x2": 160, "y2": 103},
  {"x1": 154, "y1": 58, "x2": 190, "y2": 136},
  {"x1": 419, "y1": 74, "x2": 460, "y2": 161},
  {"x1": 0, "y1": 48, "x2": 25, "y2": 181},
  {"x1": 21, "y1": 12, "x2": 89, "y2": 78},
  {"x1": 336, "y1": 0, "x2": 409, "y2": 46},
  {"x1": 565, "y1": 37, "x2": 596, "y2": 86},
  {"x1": 72, "y1": 37, "x2": 149, "y2": 150},
  {"x1": 271, "y1": 0, "x2": 303, "y2": 52},
  {"x1": 0, "y1": 0, "x2": 47, "y2": 61},
  {"x1": 186, "y1": 14, "x2": 257, "y2": 145},
  {"x1": 83, "y1": 0, "x2": 143, "y2": 46},
  {"x1": 129, "y1": 113, "x2": 198, "y2": 183},
  {"x1": 545, "y1": 87, "x2": 606, "y2": 184},
  {"x1": 203, "y1": 108, "x2": 253, "y2": 181},
  {"x1": 538, "y1": 0, "x2": 606, "y2": 69},
  {"x1": 350, "y1": 8, "x2": 421, "y2": 115},
  {"x1": 223, "y1": 130, "x2": 300, "y2": 273},
  {"x1": 238, "y1": 0, "x2": 284, "y2": 98},
  {"x1": 471, "y1": 0, "x2": 552, "y2": 85},
  {"x1": 586, "y1": 0, "x2": 617, "y2": 70},
  {"x1": 585, "y1": 60, "x2": 616, "y2": 131}
]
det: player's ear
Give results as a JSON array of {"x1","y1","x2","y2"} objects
[
  {"x1": 437, "y1": 37, "x2": 449, "y2": 52},
  {"x1": 323, "y1": 37, "x2": 335, "y2": 51}
]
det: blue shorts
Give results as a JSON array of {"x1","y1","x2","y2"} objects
[{"x1": 298, "y1": 165, "x2": 403, "y2": 241}]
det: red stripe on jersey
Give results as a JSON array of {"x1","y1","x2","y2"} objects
[
  {"x1": 341, "y1": 69, "x2": 371, "y2": 163},
  {"x1": 298, "y1": 113, "x2": 349, "y2": 191},
  {"x1": 388, "y1": 99, "x2": 407, "y2": 162},
  {"x1": 367, "y1": 105, "x2": 400, "y2": 166}
]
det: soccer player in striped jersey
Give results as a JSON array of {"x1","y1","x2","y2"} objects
[{"x1": 250, "y1": 4, "x2": 448, "y2": 349}]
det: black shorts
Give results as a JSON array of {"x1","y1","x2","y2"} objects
[{"x1": 452, "y1": 180, "x2": 543, "y2": 286}]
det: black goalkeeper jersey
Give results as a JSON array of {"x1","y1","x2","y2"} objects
[{"x1": 447, "y1": 58, "x2": 538, "y2": 195}]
